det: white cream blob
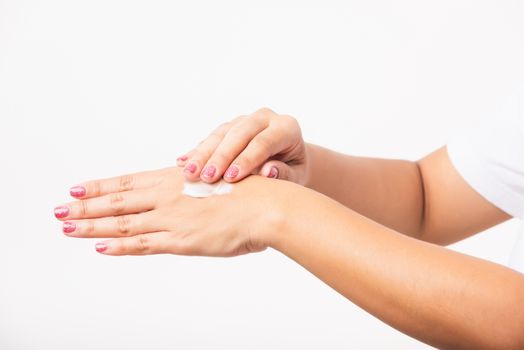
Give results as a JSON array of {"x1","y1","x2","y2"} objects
[{"x1": 182, "y1": 180, "x2": 234, "y2": 198}]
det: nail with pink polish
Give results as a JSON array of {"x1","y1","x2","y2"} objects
[
  {"x1": 70, "y1": 186, "x2": 86, "y2": 198},
  {"x1": 202, "y1": 165, "x2": 216, "y2": 179},
  {"x1": 184, "y1": 163, "x2": 197, "y2": 174},
  {"x1": 224, "y1": 165, "x2": 239, "y2": 179},
  {"x1": 268, "y1": 166, "x2": 279, "y2": 179},
  {"x1": 95, "y1": 242, "x2": 108, "y2": 253},
  {"x1": 177, "y1": 155, "x2": 188, "y2": 162},
  {"x1": 62, "y1": 221, "x2": 76, "y2": 234},
  {"x1": 54, "y1": 206, "x2": 70, "y2": 218}
]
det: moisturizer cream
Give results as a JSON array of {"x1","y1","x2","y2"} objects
[{"x1": 182, "y1": 180, "x2": 234, "y2": 198}]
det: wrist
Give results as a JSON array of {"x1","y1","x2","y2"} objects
[
  {"x1": 261, "y1": 178, "x2": 320, "y2": 251},
  {"x1": 244, "y1": 176, "x2": 301, "y2": 250},
  {"x1": 229, "y1": 175, "x2": 289, "y2": 250},
  {"x1": 300, "y1": 143, "x2": 314, "y2": 188},
  {"x1": 258, "y1": 179, "x2": 294, "y2": 249}
]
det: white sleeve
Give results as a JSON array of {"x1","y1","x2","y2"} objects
[{"x1": 446, "y1": 91, "x2": 524, "y2": 219}]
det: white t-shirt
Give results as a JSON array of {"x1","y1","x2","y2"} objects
[{"x1": 447, "y1": 87, "x2": 524, "y2": 273}]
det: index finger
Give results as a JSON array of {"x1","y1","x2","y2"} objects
[{"x1": 70, "y1": 168, "x2": 167, "y2": 199}]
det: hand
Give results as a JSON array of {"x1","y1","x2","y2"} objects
[
  {"x1": 54, "y1": 167, "x2": 283, "y2": 256},
  {"x1": 177, "y1": 107, "x2": 309, "y2": 185}
]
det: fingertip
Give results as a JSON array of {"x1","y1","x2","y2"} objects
[
  {"x1": 260, "y1": 161, "x2": 289, "y2": 180},
  {"x1": 200, "y1": 164, "x2": 218, "y2": 183},
  {"x1": 54, "y1": 205, "x2": 70, "y2": 220},
  {"x1": 176, "y1": 155, "x2": 189, "y2": 168},
  {"x1": 268, "y1": 166, "x2": 279, "y2": 179},
  {"x1": 62, "y1": 221, "x2": 77, "y2": 235},
  {"x1": 95, "y1": 241, "x2": 110, "y2": 254},
  {"x1": 183, "y1": 162, "x2": 201, "y2": 180},
  {"x1": 176, "y1": 155, "x2": 188, "y2": 162},
  {"x1": 223, "y1": 164, "x2": 240, "y2": 181},
  {"x1": 259, "y1": 163, "x2": 275, "y2": 177},
  {"x1": 69, "y1": 185, "x2": 86, "y2": 198}
]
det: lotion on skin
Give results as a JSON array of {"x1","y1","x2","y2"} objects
[{"x1": 182, "y1": 180, "x2": 234, "y2": 198}]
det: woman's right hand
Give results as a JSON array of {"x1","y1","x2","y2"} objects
[{"x1": 177, "y1": 107, "x2": 309, "y2": 185}]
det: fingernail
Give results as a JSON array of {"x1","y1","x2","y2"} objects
[
  {"x1": 202, "y1": 165, "x2": 216, "y2": 179},
  {"x1": 184, "y1": 162, "x2": 197, "y2": 174},
  {"x1": 224, "y1": 165, "x2": 239, "y2": 179},
  {"x1": 95, "y1": 242, "x2": 108, "y2": 253},
  {"x1": 269, "y1": 166, "x2": 279, "y2": 179},
  {"x1": 54, "y1": 206, "x2": 70, "y2": 218},
  {"x1": 62, "y1": 221, "x2": 76, "y2": 234},
  {"x1": 177, "y1": 155, "x2": 188, "y2": 162},
  {"x1": 70, "y1": 186, "x2": 86, "y2": 198}
]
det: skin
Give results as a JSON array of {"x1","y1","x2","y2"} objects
[{"x1": 55, "y1": 108, "x2": 524, "y2": 349}]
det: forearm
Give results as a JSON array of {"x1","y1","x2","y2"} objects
[
  {"x1": 268, "y1": 181, "x2": 524, "y2": 350},
  {"x1": 304, "y1": 143, "x2": 424, "y2": 237}
]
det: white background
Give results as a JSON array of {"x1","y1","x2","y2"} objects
[{"x1": 2, "y1": 1, "x2": 524, "y2": 349}]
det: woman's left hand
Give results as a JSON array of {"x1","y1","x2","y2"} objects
[{"x1": 53, "y1": 166, "x2": 284, "y2": 256}]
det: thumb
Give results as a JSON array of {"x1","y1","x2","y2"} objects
[{"x1": 259, "y1": 160, "x2": 296, "y2": 182}]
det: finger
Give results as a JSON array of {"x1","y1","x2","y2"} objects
[
  {"x1": 259, "y1": 160, "x2": 294, "y2": 181},
  {"x1": 176, "y1": 154, "x2": 189, "y2": 167},
  {"x1": 177, "y1": 148, "x2": 203, "y2": 167},
  {"x1": 94, "y1": 232, "x2": 176, "y2": 256},
  {"x1": 61, "y1": 210, "x2": 164, "y2": 238},
  {"x1": 200, "y1": 117, "x2": 268, "y2": 183},
  {"x1": 223, "y1": 127, "x2": 282, "y2": 182},
  {"x1": 71, "y1": 169, "x2": 164, "y2": 199},
  {"x1": 54, "y1": 188, "x2": 156, "y2": 221},
  {"x1": 182, "y1": 122, "x2": 233, "y2": 181}
]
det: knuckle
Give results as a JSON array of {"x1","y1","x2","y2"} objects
[
  {"x1": 252, "y1": 135, "x2": 272, "y2": 153},
  {"x1": 193, "y1": 149, "x2": 214, "y2": 163},
  {"x1": 281, "y1": 114, "x2": 298, "y2": 127},
  {"x1": 118, "y1": 174, "x2": 134, "y2": 192},
  {"x1": 209, "y1": 122, "x2": 230, "y2": 138},
  {"x1": 284, "y1": 116, "x2": 300, "y2": 133},
  {"x1": 117, "y1": 215, "x2": 132, "y2": 236},
  {"x1": 238, "y1": 151, "x2": 259, "y2": 168},
  {"x1": 79, "y1": 200, "x2": 89, "y2": 217},
  {"x1": 249, "y1": 116, "x2": 268, "y2": 130},
  {"x1": 136, "y1": 235, "x2": 149, "y2": 253},
  {"x1": 232, "y1": 115, "x2": 247, "y2": 123},
  {"x1": 89, "y1": 180, "x2": 102, "y2": 197},
  {"x1": 85, "y1": 219, "x2": 95, "y2": 235},
  {"x1": 219, "y1": 121, "x2": 233, "y2": 130},
  {"x1": 208, "y1": 130, "x2": 223, "y2": 140},
  {"x1": 256, "y1": 107, "x2": 274, "y2": 116},
  {"x1": 238, "y1": 139, "x2": 272, "y2": 167},
  {"x1": 209, "y1": 151, "x2": 230, "y2": 167},
  {"x1": 109, "y1": 193, "x2": 125, "y2": 213},
  {"x1": 224, "y1": 124, "x2": 246, "y2": 139}
]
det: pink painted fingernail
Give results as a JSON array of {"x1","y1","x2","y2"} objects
[
  {"x1": 202, "y1": 165, "x2": 216, "y2": 179},
  {"x1": 177, "y1": 155, "x2": 188, "y2": 162},
  {"x1": 69, "y1": 186, "x2": 86, "y2": 198},
  {"x1": 62, "y1": 221, "x2": 76, "y2": 234},
  {"x1": 54, "y1": 206, "x2": 70, "y2": 218},
  {"x1": 95, "y1": 242, "x2": 108, "y2": 253},
  {"x1": 269, "y1": 166, "x2": 279, "y2": 179},
  {"x1": 224, "y1": 165, "x2": 239, "y2": 179},
  {"x1": 184, "y1": 162, "x2": 197, "y2": 174}
]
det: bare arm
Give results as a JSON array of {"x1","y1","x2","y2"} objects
[
  {"x1": 58, "y1": 157, "x2": 523, "y2": 349},
  {"x1": 268, "y1": 176, "x2": 524, "y2": 350},
  {"x1": 305, "y1": 144, "x2": 511, "y2": 243}
]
